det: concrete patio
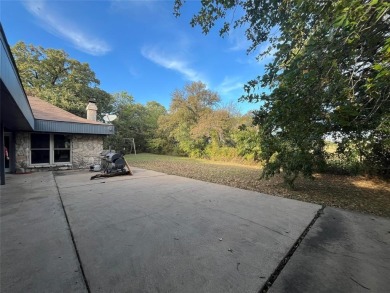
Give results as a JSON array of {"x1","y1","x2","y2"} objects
[{"x1": 1, "y1": 168, "x2": 389, "y2": 292}]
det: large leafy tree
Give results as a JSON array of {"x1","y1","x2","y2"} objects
[
  {"x1": 155, "y1": 81, "x2": 250, "y2": 158},
  {"x1": 105, "y1": 92, "x2": 167, "y2": 153},
  {"x1": 12, "y1": 41, "x2": 113, "y2": 119},
  {"x1": 175, "y1": 0, "x2": 390, "y2": 184},
  {"x1": 157, "y1": 81, "x2": 222, "y2": 157}
]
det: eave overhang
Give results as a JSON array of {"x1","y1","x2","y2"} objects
[
  {"x1": 34, "y1": 119, "x2": 115, "y2": 135},
  {"x1": 0, "y1": 24, "x2": 34, "y2": 131}
]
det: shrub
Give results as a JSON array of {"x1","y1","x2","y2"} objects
[{"x1": 323, "y1": 153, "x2": 362, "y2": 175}]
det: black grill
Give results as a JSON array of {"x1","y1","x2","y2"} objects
[{"x1": 101, "y1": 152, "x2": 126, "y2": 173}]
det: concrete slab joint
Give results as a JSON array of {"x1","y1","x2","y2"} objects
[
  {"x1": 53, "y1": 174, "x2": 91, "y2": 293},
  {"x1": 260, "y1": 206, "x2": 325, "y2": 292},
  {"x1": 269, "y1": 207, "x2": 390, "y2": 293},
  {"x1": 0, "y1": 171, "x2": 88, "y2": 292}
]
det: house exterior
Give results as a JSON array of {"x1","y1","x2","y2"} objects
[
  {"x1": 14, "y1": 96, "x2": 114, "y2": 172},
  {"x1": 0, "y1": 24, "x2": 114, "y2": 185}
]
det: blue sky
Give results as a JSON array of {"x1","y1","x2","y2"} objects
[{"x1": 1, "y1": 0, "x2": 269, "y2": 113}]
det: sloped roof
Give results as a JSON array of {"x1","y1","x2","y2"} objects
[{"x1": 28, "y1": 96, "x2": 104, "y2": 125}]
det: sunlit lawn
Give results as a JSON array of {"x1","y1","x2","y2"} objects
[{"x1": 126, "y1": 153, "x2": 390, "y2": 218}]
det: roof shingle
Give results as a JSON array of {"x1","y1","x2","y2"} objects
[{"x1": 28, "y1": 96, "x2": 105, "y2": 125}]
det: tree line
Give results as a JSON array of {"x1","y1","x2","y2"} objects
[
  {"x1": 13, "y1": 0, "x2": 390, "y2": 190},
  {"x1": 11, "y1": 42, "x2": 260, "y2": 162},
  {"x1": 105, "y1": 82, "x2": 261, "y2": 164}
]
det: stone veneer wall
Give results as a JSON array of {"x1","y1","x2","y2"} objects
[
  {"x1": 14, "y1": 133, "x2": 104, "y2": 172},
  {"x1": 71, "y1": 135, "x2": 103, "y2": 168},
  {"x1": 15, "y1": 132, "x2": 30, "y2": 170}
]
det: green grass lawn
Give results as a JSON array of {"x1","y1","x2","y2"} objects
[{"x1": 126, "y1": 153, "x2": 390, "y2": 218}]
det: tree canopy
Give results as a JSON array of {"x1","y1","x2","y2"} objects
[
  {"x1": 157, "y1": 81, "x2": 221, "y2": 157},
  {"x1": 175, "y1": 0, "x2": 390, "y2": 183},
  {"x1": 150, "y1": 81, "x2": 258, "y2": 160},
  {"x1": 105, "y1": 92, "x2": 167, "y2": 153},
  {"x1": 12, "y1": 41, "x2": 113, "y2": 119}
]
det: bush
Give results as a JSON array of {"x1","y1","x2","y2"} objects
[
  {"x1": 204, "y1": 145, "x2": 239, "y2": 161},
  {"x1": 232, "y1": 125, "x2": 262, "y2": 162},
  {"x1": 323, "y1": 154, "x2": 362, "y2": 175},
  {"x1": 146, "y1": 138, "x2": 184, "y2": 156},
  {"x1": 364, "y1": 138, "x2": 390, "y2": 179}
]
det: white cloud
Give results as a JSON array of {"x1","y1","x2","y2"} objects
[
  {"x1": 141, "y1": 46, "x2": 205, "y2": 82},
  {"x1": 226, "y1": 25, "x2": 252, "y2": 52},
  {"x1": 255, "y1": 41, "x2": 276, "y2": 64},
  {"x1": 23, "y1": 0, "x2": 110, "y2": 56},
  {"x1": 228, "y1": 34, "x2": 251, "y2": 52},
  {"x1": 234, "y1": 42, "x2": 276, "y2": 66},
  {"x1": 111, "y1": 0, "x2": 164, "y2": 12},
  {"x1": 216, "y1": 76, "x2": 244, "y2": 95}
]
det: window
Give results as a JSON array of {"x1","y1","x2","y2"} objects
[
  {"x1": 31, "y1": 134, "x2": 50, "y2": 164},
  {"x1": 54, "y1": 135, "x2": 71, "y2": 162},
  {"x1": 30, "y1": 134, "x2": 71, "y2": 165}
]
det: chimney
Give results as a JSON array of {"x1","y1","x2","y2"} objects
[{"x1": 86, "y1": 99, "x2": 97, "y2": 121}]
